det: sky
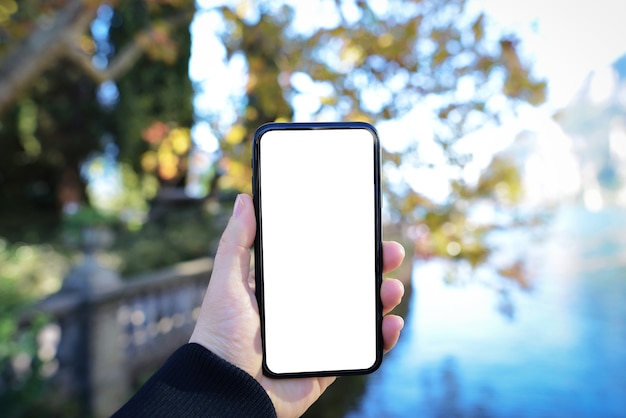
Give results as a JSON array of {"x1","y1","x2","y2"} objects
[
  {"x1": 188, "y1": 0, "x2": 626, "y2": 205},
  {"x1": 413, "y1": 0, "x2": 626, "y2": 205},
  {"x1": 191, "y1": 0, "x2": 626, "y2": 111},
  {"x1": 463, "y1": 0, "x2": 626, "y2": 208},
  {"x1": 473, "y1": 0, "x2": 626, "y2": 110}
]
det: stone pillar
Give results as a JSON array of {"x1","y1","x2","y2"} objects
[
  {"x1": 89, "y1": 295, "x2": 129, "y2": 418},
  {"x1": 57, "y1": 226, "x2": 128, "y2": 417}
]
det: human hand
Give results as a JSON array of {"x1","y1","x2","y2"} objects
[{"x1": 190, "y1": 194, "x2": 405, "y2": 418}]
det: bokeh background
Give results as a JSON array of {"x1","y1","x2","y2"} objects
[{"x1": 1, "y1": 0, "x2": 625, "y2": 417}]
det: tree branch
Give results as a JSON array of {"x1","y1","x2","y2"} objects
[
  {"x1": 0, "y1": 3, "x2": 194, "y2": 119},
  {"x1": 63, "y1": 40, "x2": 143, "y2": 84},
  {"x1": 0, "y1": 0, "x2": 97, "y2": 118},
  {"x1": 62, "y1": 9, "x2": 194, "y2": 83}
]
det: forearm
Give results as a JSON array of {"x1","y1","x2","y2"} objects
[{"x1": 112, "y1": 343, "x2": 276, "y2": 418}]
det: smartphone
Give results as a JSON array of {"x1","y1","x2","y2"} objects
[{"x1": 252, "y1": 122, "x2": 383, "y2": 378}]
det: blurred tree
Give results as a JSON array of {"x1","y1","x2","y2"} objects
[
  {"x1": 0, "y1": 0, "x2": 547, "y2": 287},
  {"x1": 0, "y1": 0, "x2": 194, "y2": 239},
  {"x1": 202, "y1": 0, "x2": 545, "y2": 292},
  {"x1": 108, "y1": 1, "x2": 194, "y2": 186}
]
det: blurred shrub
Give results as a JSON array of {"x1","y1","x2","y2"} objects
[
  {"x1": 0, "y1": 240, "x2": 71, "y2": 417},
  {"x1": 112, "y1": 203, "x2": 228, "y2": 276},
  {"x1": 0, "y1": 239, "x2": 69, "y2": 302}
]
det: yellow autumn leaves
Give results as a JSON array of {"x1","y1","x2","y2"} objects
[
  {"x1": 0, "y1": 0, "x2": 17, "y2": 23},
  {"x1": 218, "y1": 124, "x2": 252, "y2": 193},
  {"x1": 141, "y1": 122, "x2": 191, "y2": 181},
  {"x1": 138, "y1": 121, "x2": 253, "y2": 192}
]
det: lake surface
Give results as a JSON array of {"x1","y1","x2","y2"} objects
[{"x1": 349, "y1": 205, "x2": 626, "y2": 418}]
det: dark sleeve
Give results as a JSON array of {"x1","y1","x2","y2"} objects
[{"x1": 112, "y1": 343, "x2": 277, "y2": 418}]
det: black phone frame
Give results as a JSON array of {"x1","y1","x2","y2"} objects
[{"x1": 252, "y1": 121, "x2": 383, "y2": 378}]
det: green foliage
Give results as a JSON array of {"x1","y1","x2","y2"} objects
[
  {"x1": 112, "y1": 204, "x2": 226, "y2": 275},
  {"x1": 84, "y1": 162, "x2": 159, "y2": 229},
  {"x1": 0, "y1": 240, "x2": 69, "y2": 298},
  {"x1": 0, "y1": 62, "x2": 103, "y2": 231},
  {"x1": 0, "y1": 240, "x2": 69, "y2": 417},
  {"x1": 0, "y1": 0, "x2": 195, "y2": 240},
  {"x1": 0, "y1": 0, "x2": 44, "y2": 52},
  {"x1": 110, "y1": 0, "x2": 195, "y2": 175},
  {"x1": 63, "y1": 206, "x2": 117, "y2": 228},
  {"x1": 0, "y1": 306, "x2": 48, "y2": 418}
]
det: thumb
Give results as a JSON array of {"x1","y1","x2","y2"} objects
[
  {"x1": 189, "y1": 194, "x2": 257, "y2": 358},
  {"x1": 210, "y1": 194, "x2": 256, "y2": 290}
]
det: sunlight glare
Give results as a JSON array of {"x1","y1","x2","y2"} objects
[{"x1": 588, "y1": 66, "x2": 618, "y2": 105}]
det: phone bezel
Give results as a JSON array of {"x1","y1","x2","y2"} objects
[{"x1": 252, "y1": 121, "x2": 383, "y2": 378}]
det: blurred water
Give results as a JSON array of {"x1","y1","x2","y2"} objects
[{"x1": 349, "y1": 205, "x2": 626, "y2": 418}]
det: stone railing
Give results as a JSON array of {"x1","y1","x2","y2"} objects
[{"x1": 28, "y1": 253, "x2": 212, "y2": 417}]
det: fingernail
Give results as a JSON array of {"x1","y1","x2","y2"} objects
[{"x1": 233, "y1": 194, "x2": 244, "y2": 217}]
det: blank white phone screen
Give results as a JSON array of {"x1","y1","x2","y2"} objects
[{"x1": 259, "y1": 127, "x2": 379, "y2": 374}]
